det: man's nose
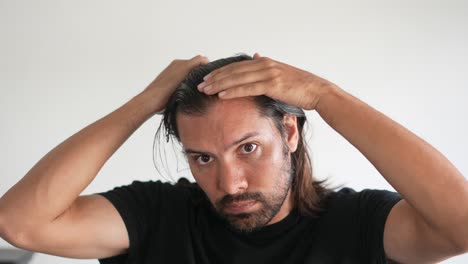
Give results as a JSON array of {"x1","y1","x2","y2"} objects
[{"x1": 217, "y1": 161, "x2": 248, "y2": 195}]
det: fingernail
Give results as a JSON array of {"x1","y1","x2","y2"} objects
[
  {"x1": 198, "y1": 82, "x2": 206, "y2": 89},
  {"x1": 218, "y1": 91, "x2": 226, "y2": 97},
  {"x1": 204, "y1": 85, "x2": 212, "y2": 92},
  {"x1": 203, "y1": 74, "x2": 211, "y2": 81}
]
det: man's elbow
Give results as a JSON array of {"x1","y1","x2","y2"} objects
[
  {"x1": 459, "y1": 211, "x2": 468, "y2": 254},
  {"x1": 452, "y1": 222, "x2": 468, "y2": 255},
  {"x1": 460, "y1": 237, "x2": 468, "y2": 255},
  {"x1": 0, "y1": 210, "x2": 31, "y2": 250},
  {"x1": 0, "y1": 208, "x2": 6, "y2": 241}
]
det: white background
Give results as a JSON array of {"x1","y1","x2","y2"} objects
[{"x1": 1, "y1": 0, "x2": 467, "y2": 263}]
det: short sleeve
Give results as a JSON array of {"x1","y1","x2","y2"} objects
[
  {"x1": 355, "y1": 189, "x2": 402, "y2": 263},
  {"x1": 94, "y1": 180, "x2": 167, "y2": 264}
]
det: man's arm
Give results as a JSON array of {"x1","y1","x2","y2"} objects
[
  {"x1": 0, "y1": 55, "x2": 208, "y2": 258},
  {"x1": 315, "y1": 86, "x2": 468, "y2": 263},
  {"x1": 0, "y1": 93, "x2": 153, "y2": 257},
  {"x1": 197, "y1": 53, "x2": 468, "y2": 262}
]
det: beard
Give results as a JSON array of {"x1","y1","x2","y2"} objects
[{"x1": 214, "y1": 152, "x2": 294, "y2": 233}]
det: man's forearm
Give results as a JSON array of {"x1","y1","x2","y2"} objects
[
  {"x1": 315, "y1": 85, "x2": 468, "y2": 247},
  {"x1": 0, "y1": 91, "x2": 156, "y2": 233}
]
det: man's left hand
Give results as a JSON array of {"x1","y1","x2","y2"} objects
[{"x1": 197, "y1": 52, "x2": 338, "y2": 110}]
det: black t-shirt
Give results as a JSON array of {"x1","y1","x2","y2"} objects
[{"x1": 95, "y1": 179, "x2": 401, "y2": 264}]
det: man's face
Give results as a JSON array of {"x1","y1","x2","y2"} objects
[{"x1": 176, "y1": 98, "x2": 299, "y2": 232}]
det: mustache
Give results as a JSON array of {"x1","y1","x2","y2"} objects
[{"x1": 217, "y1": 192, "x2": 264, "y2": 209}]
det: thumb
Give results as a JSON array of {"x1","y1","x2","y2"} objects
[{"x1": 190, "y1": 54, "x2": 210, "y2": 65}]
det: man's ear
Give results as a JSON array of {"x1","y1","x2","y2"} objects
[{"x1": 283, "y1": 115, "x2": 299, "y2": 153}]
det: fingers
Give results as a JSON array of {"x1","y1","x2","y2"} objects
[
  {"x1": 202, "y1": 58, "x2": 262, "y2": 82},
  {"x1": 218, "y1": 80, "x2": 271, "y2": 99},
  {"x1": 198, "y1": 59, "x2": 268, "y2": 92},
  {"x1": 190, "y1": 54, "x2": 210, "y2": 66},
  {"x1": 200, "y1": 68, "x2": 275, "y2": 95},
  {"x1": 200, "y1": 53, "x2": 266, "y2": 84},
  {"x1": 195, "y1": 53, "x2": 274, "y2": 99}
]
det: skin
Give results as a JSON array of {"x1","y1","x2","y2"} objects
[
  {"x1": 196, "y1": 52, "x2": 468, "y2": 263},
  {"x1": 1, "y1": 53, "x2": 467, "y2": 262},
  {"x1": 176, "y1": 98, "x2": 299, "y2": 232},
  {"x1": 0, "y1": 55, "x2": 212, "y2": 259}
]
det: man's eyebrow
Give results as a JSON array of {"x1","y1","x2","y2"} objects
[
  {"x1": 182, "y1": 132, "x2": 260, "y2": 156},
  {"x1": 224, "y1": 132, "x2": 260, "y2": 151}
]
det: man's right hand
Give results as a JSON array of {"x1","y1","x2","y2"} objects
[
  {"x1": 142, "y1": 55, "x2": 209, "y2": 114},
  {"x1": 0, "y1": 54, "x2": 208, "y2": 259}
]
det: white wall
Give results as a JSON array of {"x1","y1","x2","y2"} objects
[{"x1": 1, "y1": 0, "x2": 467, "y2": 263}]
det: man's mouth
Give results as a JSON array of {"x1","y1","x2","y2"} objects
[{"x1": 223, "y1": 200, "x2": 257, "y2": 214}]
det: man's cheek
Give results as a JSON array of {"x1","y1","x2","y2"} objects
[{"x1": 248, "y1": 149, "x2": 283, "y2": 170}]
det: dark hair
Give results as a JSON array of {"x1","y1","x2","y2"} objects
[{"x1": 157, "y1": 54, "x2": 331, "y2": 217}]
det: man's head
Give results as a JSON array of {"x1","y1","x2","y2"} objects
[
  {"x1": 160, "y1": 55, "x2": 328, "y2": 232},
  {"x1": 175, "y1": 97, "x2": 298, "y2": 232}
]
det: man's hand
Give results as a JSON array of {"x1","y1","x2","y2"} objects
[
  {"x1": 197, "y1": 52, "x2": 338, "y2": 110},
  {"x1": 0, "y1": 55, "x2": 210, "y2": 258},
  {"x1": 143, "y1": 55, "x2": 209, "y2": 113}
]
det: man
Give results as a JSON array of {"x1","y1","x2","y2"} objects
[{"x1": 0, "y1": 53, "x2": 467, "y2": 263}]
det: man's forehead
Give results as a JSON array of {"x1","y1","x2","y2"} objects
[
  {"x1": 177, "y1": 98, "x2": 261, "y2": 130},
  {"x1": 176, "y1": 98, "x2": 276, "y2": 150}
]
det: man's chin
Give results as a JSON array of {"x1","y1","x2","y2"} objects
[{"x1": 222, "y1": 211, "x2": 269, "y2": 233}]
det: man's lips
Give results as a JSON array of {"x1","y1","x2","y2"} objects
[{"x1": 223, "y1": 200, "x2": 257, "y2": 214}]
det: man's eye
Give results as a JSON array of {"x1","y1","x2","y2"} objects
[
  {"x1": 241, "y1": 143, "x2": 257, "y2": 154},
  {"x1": 195, "y1": 155, "x2": 213, "y2": 165}
]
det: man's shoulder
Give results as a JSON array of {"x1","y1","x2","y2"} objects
[
  {"x1": 328, "y1": 187, "x2": 400, "y2": 201},
  {"x1": 115, "y1": 177, "x2": 201, "y2": 191},
  {"x1": 173, "y1": 177, "x2": 206, "y2": 200},
  {"x1": 318, "y1": 187, "x2": 401, "y2": 216},
  {"x1": 312, "y1": 187, "x2": 402, "y2": 240},
  {"x1": 98, "y1": 177, "x2": 206, "y2": 205}
]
